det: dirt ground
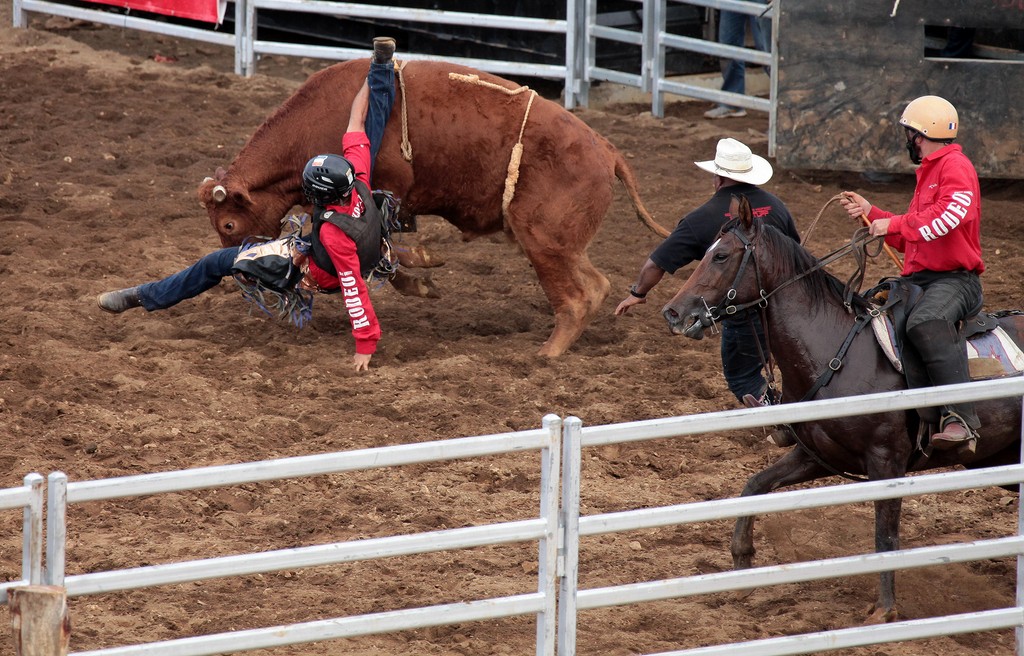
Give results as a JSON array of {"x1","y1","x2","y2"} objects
[{"x1": 3, "y1": 6, "x2": 1024, "y2": 656}]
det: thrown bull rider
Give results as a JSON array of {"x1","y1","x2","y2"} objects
[{"x1": 97, "y1": 37, "x2": 400, "y2": 372}]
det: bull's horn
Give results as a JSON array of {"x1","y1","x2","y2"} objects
[
  {"x1": 202, "y1": 176, "x2": 214, "y2": 183},
  {"x1": 212, "y1": 185, "x2": 227, "y2": 203}
]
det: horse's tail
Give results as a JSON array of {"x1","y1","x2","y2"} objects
[{"x1": 614, "y1": 149, "x2": 671, "y2": 239}]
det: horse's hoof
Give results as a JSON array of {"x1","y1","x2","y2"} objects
[
  {"x1": 767, "y1": 427, "x2": 797, "y2": 447},
  {"x1": 864, "y1": 606, "x2": 899, "y2": 624}
]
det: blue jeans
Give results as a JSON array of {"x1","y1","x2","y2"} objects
[
  {"x1": 136, "y1": 247, "x2": 241, "y2": 311},
  {"x1": 720, "y1": 315, "x2": 770, "y2": 402},
  {"x1": 366, "y1": 60, "x2": 396, "y2": 174},
  {"x1": 717, "y1": 5, "x2": 770, "y2": 109}
]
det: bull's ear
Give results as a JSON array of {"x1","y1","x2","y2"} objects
[{"x1": 230, "y1": 187, "x2": 254, "y2": 208}]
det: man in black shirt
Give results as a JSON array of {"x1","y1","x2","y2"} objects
[{"x1": 616, "y1": 138, "x2": 800, "y2": 438}]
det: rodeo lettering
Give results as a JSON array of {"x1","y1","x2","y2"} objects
[
  {"x1": 339, "y1": 271, "x2": 370, "y2": 329},
  {"x1": 918, "y1": 191, "x2": 973, "y2": 241}
]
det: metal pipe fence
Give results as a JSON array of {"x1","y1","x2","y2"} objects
[
  {"x1": 0, "y1": 474, "x2": 45, "y2": 604},
  {"x1": 3, "y1": 380, "x2": 1024, "y2": 653},
  {"x1": 12, "y1": 0, "x2": 776, "y2": 119},
  {"x1": 11, "y1": 0, "x2": 579, "y2": 100},
  {"x1": 558, "y1": 378, "x2": 1024, "y2": 655},
  {"x1": 46, "y1": 415, "x2": 563, "y2": 656}
]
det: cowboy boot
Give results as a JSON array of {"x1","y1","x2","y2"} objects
[
  {"x1": 97, "y1": 287, "x2": 142, "y2": 313},
  {"x1": 372, "y1": 37, "x2": 396, "y2": 65},
  {"x1": 931, "y1": 414, "x2": 975, "y2": 451},
  {"x1": 906, "y1": 319, "x2": 980, "y2": 449}
]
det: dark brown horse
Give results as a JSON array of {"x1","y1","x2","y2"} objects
[{"x1": 661, "y1": 196, "x2": 1023, "y2": 622}]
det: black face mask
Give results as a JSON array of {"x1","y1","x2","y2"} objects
[{"x1": 904, "y1": 128, "x2": 923, "y2": 165}]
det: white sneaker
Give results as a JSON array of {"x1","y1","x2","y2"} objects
[{"x1": 704, "y1": 106, "x2": 747, "y2": 119}]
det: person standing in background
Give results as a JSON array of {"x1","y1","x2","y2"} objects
[{"x1": 704, "y1": 1, "x2": 771, "y2": 120}]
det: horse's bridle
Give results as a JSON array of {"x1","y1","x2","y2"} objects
[
  {"x1": 700, "y1": 225, "x2": 766, "y2": 328},
  {"x1": 699, "y1": 224, "x2": 823, "y2": 329},
  {"x1": 700, "y1": 223, "x2": 880, "y2": 327}
]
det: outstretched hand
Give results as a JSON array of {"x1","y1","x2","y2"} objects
[
  {"x1": 353, "y1": 352, "x2": 372, "y2": 372},
  {"x1": 614, "y1": 295, "x2": 645, "y2": 316}
]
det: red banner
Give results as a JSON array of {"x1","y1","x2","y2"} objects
[{"x1": 84, "y1": 0, "x2": 226, "y2": 24}]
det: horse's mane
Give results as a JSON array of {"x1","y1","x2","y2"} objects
[{"x1": 755, "y1": 223, "x2": 872, "y2": 313}]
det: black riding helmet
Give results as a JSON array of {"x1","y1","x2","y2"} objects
[{"x1": 302, "y1": 154, "x2": 356, "y2": 206}]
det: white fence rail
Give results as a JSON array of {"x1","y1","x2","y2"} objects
[
  {"x1": 559, "y1": 378, "x2": 1024, "y2": 655},
  {"x1": 11, "y1": 0, "x2": 775, "y2": 125},
  {"x1": 9, "y1": 377, "x2": 1019, "y2": 655},
  {"x1": 46, "y1": 416, "x2": 563, "y2": 656},
  {"x1": 238, "y1": 0, "x2": 578, "y2": 102},
  {"x1": 11, "y1": 0, "x2": 580, "y2": 102},
  {"x1": 0, "y1": 389, "x2": 1020, "y2": 654},
  {"x1": 0, "y1": 474, "x2": 45, "y2": 604}
]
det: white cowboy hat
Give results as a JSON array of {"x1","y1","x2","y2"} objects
[{"x1": 694, "y1": 137, "x2": 773, "y2": 186}]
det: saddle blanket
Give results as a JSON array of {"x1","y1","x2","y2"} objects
[{"x1": 871, "y1": 314, "x2": 1024, "y2": 379}]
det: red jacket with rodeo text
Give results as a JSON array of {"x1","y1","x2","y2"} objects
[
  {"x1": 867, "y1": 143, "x2": 984, "y2": 276},
  {"x1": 306, "y1": 131, "x2": 381, "y2": 355}
]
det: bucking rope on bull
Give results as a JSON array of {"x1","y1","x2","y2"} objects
[
  {"x1": 396, "y1": 64, "x2": 537, "y2": 229},
  {"x1": 448, "y1": 73, "x2": 538, "y2": 220}
]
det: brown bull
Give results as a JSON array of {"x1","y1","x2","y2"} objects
[{"x1": 198, "y1": 59, "x2": 668, "y2": 356}]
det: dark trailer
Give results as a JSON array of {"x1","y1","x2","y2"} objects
[{"x1": 775, "y1": 0, "x2": 1024, "y2": 179}]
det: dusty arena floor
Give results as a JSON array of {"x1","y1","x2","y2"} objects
[{"x1": 3, "y1": 6, "x2": 1024, "y2": 655}]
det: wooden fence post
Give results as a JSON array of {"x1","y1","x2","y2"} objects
[{"x1": 9, "y1": 585, "x2": 69, "y2": 656}]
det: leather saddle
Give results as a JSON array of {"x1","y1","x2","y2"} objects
[{"x1": 866, "y1": 277, "x2": 1024, "y2": 381}]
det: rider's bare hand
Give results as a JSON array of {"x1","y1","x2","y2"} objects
[
  {"x1": 615, "y1": 295, "x2": 645, "y2": 316},
  {"x1": 353, "y1": 352, "x2": 372, "y2": 372},
  {"x1": 839, "y1": 191, "x2": 871, "y2": 220}
]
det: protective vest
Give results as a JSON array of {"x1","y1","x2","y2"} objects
[{"x1": 309, "y1": 180, "x2": 383, "y2": 279}]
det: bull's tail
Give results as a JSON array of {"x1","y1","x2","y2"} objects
[{"x1": 614, "y1": 150, "x2": 670, "y2": 239}]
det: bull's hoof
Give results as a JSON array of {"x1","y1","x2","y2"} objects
[
  {"x1": 389, "y1": 272, "x2": 441, "y2": 299},
  {"x1": 395, "y1": 245, "x2": 445, "y2": 269},
  {"x1": 536, "y1": 340, "x2": 571, "y2": 358}
]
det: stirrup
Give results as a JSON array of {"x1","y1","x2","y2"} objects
[{"x1": 930, "y1": 414, "x2": 978, "y2": 454}]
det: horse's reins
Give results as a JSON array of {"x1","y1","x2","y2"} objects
[
  {"x1": 704, "y1": 223, "x2": 876, "y2": 323},
  {"x1": 803, "y1": 193, "x2": 903, "y2": 272}
]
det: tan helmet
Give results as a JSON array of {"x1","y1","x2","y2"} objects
[{"x1": 899, "y1": 95, "x2": 959, "y2": 140}]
